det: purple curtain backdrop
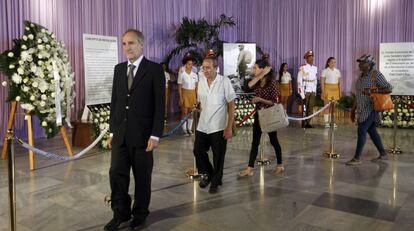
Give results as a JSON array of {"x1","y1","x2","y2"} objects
[{"x1": 0, "y1": 0, "x2": 413, "y2": 144}]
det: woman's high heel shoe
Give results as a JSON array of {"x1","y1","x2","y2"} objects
[
  {"x1": 272, "y1": 165, "x2": 284, "y2": 176},
  {"x1": 239, "y1": 168, "x2": 253, "y2": 177}
]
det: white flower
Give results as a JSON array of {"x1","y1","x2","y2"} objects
[
  {"x1": 7, "y1": 52, "x2": 14, "y2": 57},
  {"x1": 42, "y1": 37, "x2": 48, "y2": 43},
  {"x1": 37, "y1": 44, "x2": 44, "y2": 50},
  {"x1": 94, "y1": 119, "x2": 98, "y2": 123},
  {"x1": 51, "y1": 34, "x2": 55, "y2": 39},
  {"x1": 30, "y1": 65, "x2": 37, "y2": 73},
  {"x1": 41, "y1": 121, "x2": 47, "y2": 127},
  {"x1": 51, "y1": 92, "x2": 55, "y2": 98},
  {"x1": 37, "y1": 38, "x2": 42, "y2": 44},
  {"x1": 30, "y1": 23, "x2": 34, "y2": 27},
  {"x1": 18, "y1": 60, "x2": 24, "y2": 65},
  {"x1": 30, "y1": 95, "x2": 35, "y2": 101},
  {"x1": 1, "y1": 81, "x2": 7, "y2": 87},
  {"x1": 32, "y1": 81, "x2": 39, "y2": 88},
  {"x1": 23, "y1": 78, "x2": 28, "y2": 83},
  {"x1": 46, "y1": 44, "x2": 51, "y2": 50},
  {"x1": 22, "y1": 35, "x2": 28, "y2": 41},
  {"x1": 22, "y1": 86, "x2": 29, "y2": 92},
  {"x1": 21, "y1": 103, "x2": 35, "y2": 112},
  {"x1": 38, "y1": 80, "x2": 49, "y2": 93},
  {"x1": 25, "y1": 27, "x2": 30, "y2": 31},
  {"x1": 28, "y1": 34, "x2": 34, "y2": 40},
  {"x1": 20, "y1": 51, "x2": 30, "y2": 61},
  {"x1": 15, "y1": 96, "x2": 21, "y2": 101},
  {"x1": 17, "y1": 68, "x2": 24, "y2": 75},
  {"x1": 21, "y1": 45, "x2": 27, "y2": 50},
  {"x1": 41, "y1": 28, "x2": 45, "y2": 33},
  {"x1": 99, "y1": 124, "x2": 105, "y2": 130},
  {"x1": 12, "y1": 73, "x2": 22, "y2": 84},
  {"x1": 41, "y1": 94, "x2": 47, "y2": 100},
  {"x1": 9, "y1": 64, "x2": 15, "y2": 69},
  {"x1": 39, "y1": 101, "x2": 46, "y2": 107}
]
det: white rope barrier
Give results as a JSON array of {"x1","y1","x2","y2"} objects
[
  {"x1": 288, "y1": 102, "x2": 331, "y2": 121},
  {"x1": 16, "y1": 128, "x2": 108, "y2": 161}
]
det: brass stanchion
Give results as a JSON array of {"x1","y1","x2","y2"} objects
[
  {"x1": 186, "y1": 109, "x2": 203, "y2": 180},
  {"x1": 6, "y1": 129, "x2": 17, "y2": 231},
  {"x1": 387, "y1": 103, "x2": 402, "y2": 155},
  {"x1": 323, "y1": 101, "x2": 340, "y2": 159},
  {"x1": 256, "y1": 134, "x2": 271, "y2": 166}
]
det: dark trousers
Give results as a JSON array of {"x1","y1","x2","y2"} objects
[
  {"x1": 354, "y1": 111, "x2": 386, "y2": 159},
  {"x1": 109, "y1": 137, "x2": 153, "y2": 220},
  {"x1": 193, "y1": 130, "x2": 227, "y2": 187},
  {"x1": 248, "y1": 113, "x2": 282, "y2": 167},
  {"x1": 303, "y1": 92, "x2": 315, "y2": 126}
]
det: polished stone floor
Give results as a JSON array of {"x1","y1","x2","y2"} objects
[{"x1": 0, "y1": 118, "x2": 413, "y2": 231}]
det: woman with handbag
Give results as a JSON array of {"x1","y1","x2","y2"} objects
[
  {"x1": 239, "y1": 59, "x2": 284, "y2": 176},
  {"x1": 346, "y1": 54, "x2": 393, "y2": 166}
]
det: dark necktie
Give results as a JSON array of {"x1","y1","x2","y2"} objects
[{"x1": 127, "y1": 64, "x2": 136, "y2": 90}]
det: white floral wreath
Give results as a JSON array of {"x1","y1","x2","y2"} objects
[{"x1": 0, "y1": 21, "x2": 75, "y2": 138}]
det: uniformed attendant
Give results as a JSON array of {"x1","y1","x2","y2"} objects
[
  {"x1": 178, "y1": 56, "x2": 198, "y2": 136},
  {"x1": 278, "y1": 63, "x2": 292, "y2": 110},
  {"x1": 297, "y1": 50, "x2": 318, "y2": 128},
  {"x1": 321, "y1": 57, "x2": 342, "y2": 128}
]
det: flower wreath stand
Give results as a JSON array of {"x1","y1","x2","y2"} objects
[{"x1": 1, "y1": 101, "x2": 74, "y2": 170}]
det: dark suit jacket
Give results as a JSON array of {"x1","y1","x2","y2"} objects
[{"x1": 109, "y1": 57, "x2": 165, "y2": 148}]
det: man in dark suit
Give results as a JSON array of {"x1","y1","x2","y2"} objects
[{"x1": 104, "y1": 29, "x2": 165, "y2": 231}]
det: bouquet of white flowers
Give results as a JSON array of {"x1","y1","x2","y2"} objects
[
  {"x1": 89, "y1": 104, "x2": 111, "y2": 149},
  {"x1": 0, "y1": 21, "x2": 75, "y2": 138},
  {"x1": 381, "y1": 96, "x2": 413, "y2": 129}
]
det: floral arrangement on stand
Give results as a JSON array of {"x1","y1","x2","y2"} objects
[
  {"x1": 88, "y1": 104, "x2": 111, "y2": 149},
  {"x1": 381, "y1": 96, "x2": 414, "y2": 128},
  {"x1": 235, "y1": 94, "x2": 255, "y2": 126},
  {"x1": 0, "y1": 20, "x2": 75, "y2": 138}
]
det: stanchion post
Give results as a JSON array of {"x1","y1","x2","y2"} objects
[
  {"x1": 256, "y1": 134, "x2": 271, "y2": 166},
  {"x1": 187, "y1": 109, "x2": 203, "y2": 180},
  {"x1": 323, "y1": 100, "x2": 340, "y2": 159},
  {"x1": 6, "y1": 129, "x2": 17, "y2": 231},
  {"x1": 387, "y1": 103, "x2": 402, "y2": 155}
]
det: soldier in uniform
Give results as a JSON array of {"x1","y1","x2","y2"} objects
[
  {"x1": 236, "y1": 44, "x2": 253, "y2": 89},
  {"x1": 297, "y1": 50, "x2": 318, "y2": 128}
]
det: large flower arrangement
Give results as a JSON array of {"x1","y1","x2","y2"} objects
[
  {"x1": 0, "y1": 21, "x2": 75, "y2": 138},
  {"x1": 89, "y1": 104, "x2": 111, "y2": 149},
  {"x1": 381, "y1": 96, "x2": 414, "y2": 128}
]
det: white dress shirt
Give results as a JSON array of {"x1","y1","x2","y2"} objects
[
  {"x1": 178, "y1": 71, "x2": 198, "y2": 90},
  {"x1": 321, "y1": 67, "x2": 341, "y2": 84},
  {"x1": 197, "y1": 74, "x2": 237, "y2": 134},
  {"x1": 280, "y1": 72, "x2": 292, "y2": 84},
  {"x1": 127, "y1": 55, "x2": 144, "y2": 76},
  {"x1": 297, "y1": 63, "x2": 318, "y2": 94}
]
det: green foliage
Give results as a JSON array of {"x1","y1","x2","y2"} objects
[{"x1": 164, "y1": 14, "x2": 236, "y2": 66}]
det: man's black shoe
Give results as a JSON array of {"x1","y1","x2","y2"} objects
[
  {"x1": 129, "y1": 218, "x2": 145, "y2": 230},
  {"x1": 209, "y1": 185, "x2": 218, "y2": 194},
  {"x1": 199, "y1": 177, "x2": 211, "y2": 189},
  {"x1": 104, "y1": 217, "x2": 130, "y2": 231}
]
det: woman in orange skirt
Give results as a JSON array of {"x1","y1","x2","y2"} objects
[
  {"x1": 321, "y1": 57, "x2": 342, "y2": 128},
  {"x1": 278, "y1": 63, "x2": 292, "y2": 110},
  {"x1": 178, "y1": 57, "x2": 198, "y2": 136}
]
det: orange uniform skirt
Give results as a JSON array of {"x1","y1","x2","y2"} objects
[
  {"x1": 182, "y1": 88, "x2": 197, "y2": 108},
  {"x1": 322, "y1": 83, "x2": 340, "y2": 101},
  {"x1": 280, "y1": 83, "x2": 291, "y2": 97}
]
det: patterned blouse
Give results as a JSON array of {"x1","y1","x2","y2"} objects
[
  {"x1": 254, "y1": 79, "x2": 280, "y2": 109},
  {"x1": 355, "y1": 69, "x2": 392, "y2": 123}
]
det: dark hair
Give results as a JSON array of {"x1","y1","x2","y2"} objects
[
  {"x1": 278, "y1": 63, "x2": 288, "y2": 83},
  {"x1": 325, "y1": 57, "x2": 336, "y2": 68},
  {"x1": 182, "y1": 56, "x2": 194, "y2": 65},
  {"x1": 203, "y1": 57, "x2": 218, "y2": 68},
  {"x1": 255, "y1": 59, "x2": 274, "y2": 88},
  {"x1": 123, "y1": 29, "x2": 144, "y2": 44}
]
